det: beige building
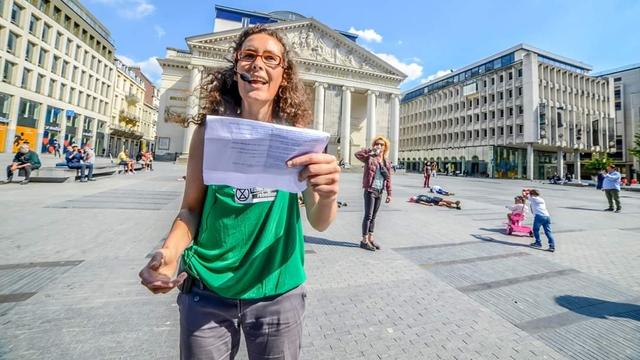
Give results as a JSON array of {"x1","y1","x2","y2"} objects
[
  {"x1": 400, "y1": 44, "x2": 615, "y2": 180},
  {"x1": 132, "y1": 67, "x2": 159, "y2": 153},
  {"x1": 155, "y1": 5, "x2": 405, "y2": 163},
  {"x1": 0, "y1": 0, "x2": 115, "y2": 155},
  {"x1": 108, "y1": 57, "x2": 146, "y2": 157}
]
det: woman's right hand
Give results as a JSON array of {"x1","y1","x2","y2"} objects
[{"x1": 139, "y1": 248, "x2": 187, "y2": 294}]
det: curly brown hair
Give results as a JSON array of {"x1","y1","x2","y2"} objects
[{"x1": 187, "y1": 25, "x2": 311, "y2": 127}]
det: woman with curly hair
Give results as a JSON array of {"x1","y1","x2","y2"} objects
[
  {"x1": 355, "y1": 136, "x2": 393, "y2": 251},
  {"x1": 139, "y1": 25, "x2": 340, "y2": 359}
]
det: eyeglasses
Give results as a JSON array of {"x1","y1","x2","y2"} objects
[{"x1": 237, "y1": 50, "x2": 284, "y2": 67}]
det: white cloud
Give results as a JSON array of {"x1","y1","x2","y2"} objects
[
  {"x1": 374, "y1": 53, "x2": 423, "y2": 81},
  {"x1": 91, "y1": 0, "x2": 155, "y2": 19},
  {"x1": 117, "y1": 55, "x2": 162, "y2": 84},
  {"x1": 154, "y1": 25, "x2": 166, "y2": 39},
  {"x1": 397, "y1": 40, "x2": 403, "y2": 45},
  {"x1": 348, "y1": 27, "x2": 383, "y2": 43},
  {"x1": 420, "y1": 69, "x2": 454, "y2": 83}
]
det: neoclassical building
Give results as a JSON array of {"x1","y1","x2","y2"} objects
[{"x1": 155, "y1": 5, "x2": 406, "y2": 164}]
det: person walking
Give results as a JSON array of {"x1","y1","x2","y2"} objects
[
  {"x1": 138, "y1": 25, "x2": 339, "y2": 360},
  {"x1": 523, "y1": 189, "x2": 556, "y2": 252},
  {"x1": 355, "y1": 136, "x2": 393, "y2": 251},
  {"x1": 602, "y1": 165, "x2": 622, "y2": 213},
  {"x1": 423, "y1": 161, "x2": 431, "y2": 188}
]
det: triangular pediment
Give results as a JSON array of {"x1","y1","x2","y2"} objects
[{"x1": 185, "y1": 19, "x2": 407, "y2": 80}]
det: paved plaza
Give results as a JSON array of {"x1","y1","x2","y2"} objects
[{"x1": 1, "y1": 162, "x2": 639, "y2": 359}]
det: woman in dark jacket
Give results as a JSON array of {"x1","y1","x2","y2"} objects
[{"x1": 355, "y1": 136, "x2": 392, "y2": 251}]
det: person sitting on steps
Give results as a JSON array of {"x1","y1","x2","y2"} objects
[{"x1": 2, "y1": 143, "x2": 41, "y2": 185}]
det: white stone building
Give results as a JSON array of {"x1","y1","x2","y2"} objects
[
  {"x1": 155, "y1": 5, "x2": 406, "y2": 164},
  {"x1": 595, "y1": 64, "x2": 640, "y2": 179},
  {"x1": 0, "y1": 0, "x2": 115, "y2": 155},
  {"x1": 399, "y1": 44, "x2": 615, "y2": 180}
]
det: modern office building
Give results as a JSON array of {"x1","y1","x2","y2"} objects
[
  {"x1": 399, "y1": 44, "x2": 615, "y2": 180},
  {"x1": 0, "y1": 0, "x2": 115, "y2": 155},
  {"x1": 154, "y1": 5, "x2": 406, "y2": 163},
  {"x1": 107, "y1": 57, "x2": 147, "y2": 157},
  {"x1": 595, "y1": 63, "x2": 640, "y2": 179}
]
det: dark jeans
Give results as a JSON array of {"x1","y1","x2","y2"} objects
[
  {"x1": 178, "y1": 280, "x2": 305, "y2": 360},
  {"x1": 7, "y1": 164, "x2": 32, "y2": 180},
  {"x1": 532, "y1": 214, "x2": 556, "y2": 249},
  {"x1": 604, "y1": 189, "x2": 621, "y2": 210},
  {"x1": 67, "y1": 163, "x2": 93, "y2": 179},
  {"x1": 362, "y1": 190, "x2": 382, "y2": 236},
  {"x1": 423, "y1": 174, "x2": 430, "y2": 188}
]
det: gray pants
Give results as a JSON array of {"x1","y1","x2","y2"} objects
[
  {"x1": 604, "y1": 189, "x2": 621, "y2": 210},
  {"x1": 178, "y1": 281, "x2": 306, "y2": 360}
]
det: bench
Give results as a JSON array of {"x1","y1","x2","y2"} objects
[
  {"x1": 18, "y1": 163, "x2": 117, "y2": 183},
  {"x1": 108, "y1": 155, "x2": 144, "y2": 174}
]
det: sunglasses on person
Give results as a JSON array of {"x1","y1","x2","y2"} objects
[
  {"x1": 236, "y1": 50, "x2": 284, "y2": 67},
  {"x1": 373, "y1": 142, "x2": 385, "y2": 147}
]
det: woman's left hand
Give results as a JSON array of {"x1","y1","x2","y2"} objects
[
  {"x1": 288, "y1": 153, "x2": 340, "y2": 200},
  {"x1": 385, "y1": 196, "x2": 392, "y2": 204}
]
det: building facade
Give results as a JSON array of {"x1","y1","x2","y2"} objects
[
  {"x1": 0, "y1": 0, "x2": 115, "y2": 155},
  {"x1": 107, "y1": 57, "x2": 146, "y2": 157},
  {"x1": 155, "y1": 5, "x2": 405, "y2": 163},
  {"x1": 595, "y1": 64, "x2": 640, "y2": 179},
  {"x1": 132, "y1": 67, "x2": 159, "y2": 153},
  {"x1": 399, "y1": 44, "x2": 615, "y2": 180}
]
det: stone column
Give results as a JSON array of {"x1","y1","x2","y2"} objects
[
  {"x1": 76, "y1": 116, "x2": 84, "y2": 145},
  {"x1": 366, "y1": 90, "x2": 378, "y2": 146},
  {"x1": 574, "y1": 150, "x2": 581, "y2": 183},
  {"x1": 4, "y1": 98, "x2": 19, "y2": 153},
  {"x1": 557, "y1": 149, "x2": 564, "y2": 179},
  {"x1": 390, "y1": 94, "x2": 400, "y2": 165},
  {"x1": 340, "y1": 86, "x2": 352, "y2": 165},
  {"x1": 91, "y1": 117, "x2": 98, "y2": 148},
  {"x1": 313, "y1": 82, "x2": 326, "y2": 131},
  {"x1": 527, "y1": 143, "x2": 534, "y2": 180},
  {"x1": 35, "y1": 107, "x2": 47, "y2": 154},
  {"x1": 182, "y1": 65, "x2": 202, "y2": 156}
]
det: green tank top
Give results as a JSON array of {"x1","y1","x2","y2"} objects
[{"x1": 181, "y1": 185, "x2": 306, "y2": 299}]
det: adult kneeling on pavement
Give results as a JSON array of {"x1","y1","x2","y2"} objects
[
  {"x1": 66, "y1": 143, "x2": 93, "y2": 182},
  {"x1": 3, "y1": 143, "x2": 41, "y2": 185}
]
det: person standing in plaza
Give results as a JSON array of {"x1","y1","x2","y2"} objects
[
  {"x1": 138, "y1": 25, "x2": 340, "y2": 359},
  {"x1": 602, "y1": 165, "x2": 622, "y2": 213},
  {"x1": 423, "y1": 161, "x2": 431, "y2": 188},
  {"x1": 355, "y1": 136, "x2": 392, "y2": 251},
  {"x1": 82, "y1": 143, "x2": 96, "y2": 181},
  {"x1": 523, "y1": 189, "x2": 556, "y2": 252},
  {"x1": 2, "y1": 143, "x2": 41, "y2": 185}
]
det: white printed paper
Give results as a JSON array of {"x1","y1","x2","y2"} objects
[{"x1": 202, "y1": 116, "x2": 330, "y2": 193}]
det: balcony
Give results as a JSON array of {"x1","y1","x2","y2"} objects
[
  {"x1": 125, "y1": 93, "x2": 140, "y2": 105},
  {"x1": 119, "y1": 110, "x2": 140, "y2": 127},
  {"x1": 109, "y1": 123, "x2": 143, "y2": 140}
]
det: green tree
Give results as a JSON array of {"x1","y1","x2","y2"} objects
[
  {"x1": 584, "y1": 152, "x2": 613, "y2": 174},
  {"x1": 629, "y1": 131, "x2": 640, "y2": 159}
]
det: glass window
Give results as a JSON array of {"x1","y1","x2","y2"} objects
[
  {"x1": 0, "y1": 93, "x2": 12, "y2": 119},
  {"x1": 479, "y1": 64, "x2": 485, "y2": 74},
  {"x1": 17, "y1": 99, "x2": 41, "y2": 128},
  {"x1": 493, "y1": 58, "x2": 501, "y2": 69},
  {"x1": 29, "y1": 15, "x2": 39, "y2": 34},
  {"x1": 471, "y1": 67, "x2": 479, "y2": 77},
  {"x1": 36, "y1": 74, "x2": 45, "y2": 94},
  {"x1": 2, "y1": 61, "x2": 16, "y2": 83},
  {"x1": 48, "y1": 79, "x2": 56, "y2": 97},
  {"x1": 59, "y1": 83, "x2": 66, "y2": 101},
  {"x1": 55, "y1": 32, "x2": 62, "y2": 50},
  {"x1": 38, "y1": 49, "x2": 47, "y2": 67},
  {"x1": 7, "y1": 31, "x2": 18, "y2": 54},
  {"x1": 41, "y1": 23, "x2": 50, "y2": 42},
  {"x1": 485, "y1": 61, "x2": 494, "y2": 72},
  {"x1": 11, "y1": 3, "x2": 22, "y2": 25},
  {"x1": 52, "y1": 55, "x2": 60, "y2": 74},
  {"x1": 21, "y1": 68, "x2": 32, "y2": 89},
  {"x1": 25, "y1": 42, "x2": 36, "y2": 63}
]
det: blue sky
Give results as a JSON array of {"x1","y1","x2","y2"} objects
[{"x1": 83, "y1": 0, "x2": 639, "y2": 89}]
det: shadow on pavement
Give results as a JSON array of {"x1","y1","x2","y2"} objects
[
  {"x1": 555, "y1": 295, "x2": 640, "y2": 322},
  {"x1": 560, "y1": 206, "x2": 607, "y2": 212},
  {"x1": 304, "y1": 235, "x2": 359, "y2": 248},
  {"x1": 471, "y1": 234, "x2": 531, "y2": 248},
  {"x1": 479, "y1": 227, "x2": 507, "y2": 234}
]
